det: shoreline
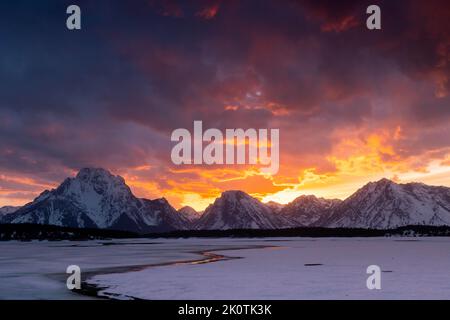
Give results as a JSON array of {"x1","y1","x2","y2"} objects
[{"x1": 72, "y1": 245, "x2": 276, "y2": 300}]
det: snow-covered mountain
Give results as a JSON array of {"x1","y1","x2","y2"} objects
[
  {"x1": 266, "y1": 201, "x2": 284, "y2": 213},
  {"x1": 178, "y1": 206, "x2": 202, "y2": 222},
  {"x1": 2, "y1": 168, "x2": 189, "y2": 233},
  {"x1": 322, "y1": 178, "x2": 450, "y2": 229},
  {"x1": 2, "y1": 172, "x2": 450, "y2": 232},
  {"x1": 140, "y1": 197, "x2": 190, "y2": 231},
  {"x1": 0, "y1": 206, "x2": 20, "y2": 215},
  {"x1": 195, "y1": 190, "x2": 292, "y2": 230},
  {"x1": 0, "y1": 206, "x2": 20, "y2": 223},
  {"x1": 279, "y1": 195, "x2": 341, "y2": 226}
]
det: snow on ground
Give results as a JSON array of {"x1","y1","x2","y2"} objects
[
  {"x1": 1, "y1": 237, "x2": 450, "y2": 299},
  {"x1": 0, "y1": 238, "x2": 260, "y2": 299},
  {"x1": 88, "y1": 238, "x2": 450, "y2": 300}
]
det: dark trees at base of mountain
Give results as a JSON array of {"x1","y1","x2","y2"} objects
[{"x1": 2, "y1": 223, "x2": 450, "y2": 241}]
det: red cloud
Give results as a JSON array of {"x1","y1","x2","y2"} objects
[
  {"x1": 196, "y1": 3, "x2": 220, "y2": 20},
  {"x1": 320, "y1": 15, "x2": 359, "y2": 33}
]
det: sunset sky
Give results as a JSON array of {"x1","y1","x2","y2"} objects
[{"x1": 0, "y1": 0, "x2": 449, "y2": 210}]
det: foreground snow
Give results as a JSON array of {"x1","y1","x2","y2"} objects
[
  {"x1": 0, "y1": 238, "x2": 267, "y2": 299},
  {"x1": 89, "y1": 238, "x2": 450, "y2": 299},
  {"x1": 1, "y1": 237, "x2": 450, "y2": 299}
]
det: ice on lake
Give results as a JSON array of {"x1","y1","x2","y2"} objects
[{"x1": 1, "y1": 237, "x2": 450, "y2": 299}]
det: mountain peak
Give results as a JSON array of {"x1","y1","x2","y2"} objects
[
  {"x1": 355, "y1": 178, "x2": 397, "y2": 195},
  {"x1": 266, "y1": 201, "x2": 285, "y2": 214},
  {"x1": 375, "y1": 178, "x2": 395, "y2": 185},
  {"x1": 179, "y1": 205, "x2": 198, "y2": 213},
  {"x1": 178, "y1": 206, "x2": 201, "y2": 222},
  {"x1": 291, "y1": 194, "x2": 320, "y2": 203},
  {"x1": 221, "y1": 190, "x2": 248, "y2": 196},
  {"x1": 219, "y1": 190, "x2": 253, "y2": 201},
  {"x1": 279, "y1": 194, "x2": 341, "y2": 227},
  {"x1": 154, "y1": 197, "x2": 170, "y2": 205},
  {"x1": 76, "y1": 167, "x2": 124, "y2": 183},
  {"x1": 68, "y1": 167, "x2": 130, "y2": 197},
  {"x1": 196, "y1": 190, "x2": 289, "y2": 230}
]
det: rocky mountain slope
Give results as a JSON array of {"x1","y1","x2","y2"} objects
[
  {"x1": 195, "y1": 190, "x2": 292, "y2": 230},
  {"x1": 322, "y1": 179, "x2": 450, "y2": 229},
  {"x1": 2, "y1": 172, "x2": 450, "y2": 232},
  {"x1": 279, "y1": 195, "x2": 341, "y2": 226},
  {"x1": 178, "y1": 206, "x2": 202, "y2": 222},
  {"x1": 2, "y1": 168, "x2": 189, "y2": 233}
]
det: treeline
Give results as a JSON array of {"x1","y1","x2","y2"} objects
[
  {"x1": 145, "y1": 225, "x2": 450, "y2": 238},
  {"x1": 1, "y1": 223, "x2": 450, "y2": 241},
  {"x1": 0, "y1": 223, "x2": 138, "y2": 241}
]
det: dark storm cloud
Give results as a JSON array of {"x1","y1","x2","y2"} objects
[{"x1": 0, "y1": 0, "x2": 449, "y2": 204}]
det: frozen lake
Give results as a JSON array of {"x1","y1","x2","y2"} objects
[{"x1": 1, "y1": 237, "x2": 450, "y2": 299}]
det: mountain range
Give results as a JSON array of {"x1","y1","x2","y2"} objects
[
  {"x1": 321, "y1": 178, "x2": 450, "y2": 229},
  {"x1": 1, "y1": 168, "x2": 189, "y2": 233},
  {"x1": 1, "y1": 168, "x2": 450, "y2": 233}
]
